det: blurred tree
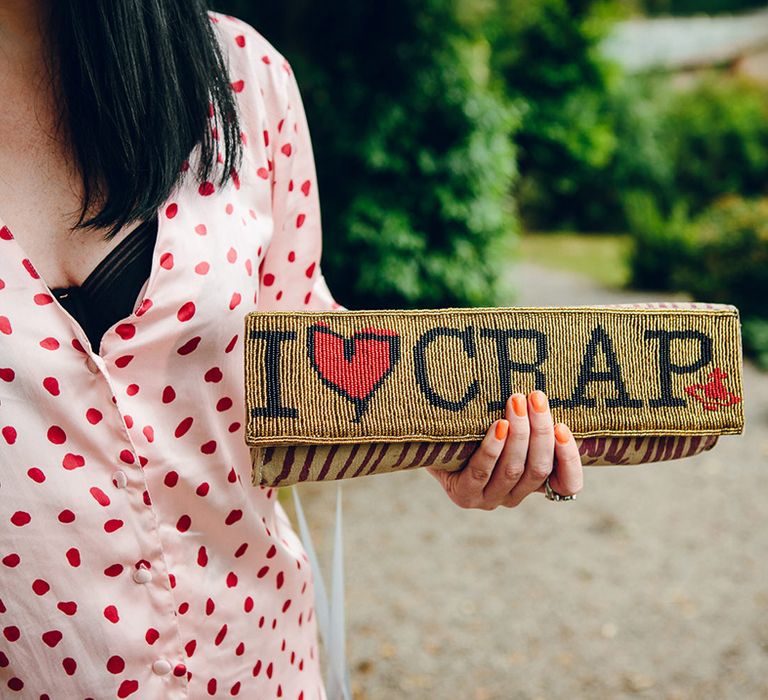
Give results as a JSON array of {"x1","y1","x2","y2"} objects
[
  {"x1": 601, "y1": 73, "x2": 676, "y2": 226},
  {"x1": 617, "y1": 74, "x2": 768, "y2": 266},
  {"x1": 627, "y1": 0, "x2": 765, "y2": 15},
  {"x1": 663, "y1": 77, "x2": 768, "y2": 215},
  {"x1": 213, "y1": 0, "x2": 520, "y2": 309},
  {"x1": 626, "y1": 193, "x2": 768, "y2": 364},
  {"x1": 487, "y1": 0, "x2": 623, "y2": 231}
]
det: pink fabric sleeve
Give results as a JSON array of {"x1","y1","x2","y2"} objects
[{"x1": 257, "y1": 60, "x2": 346, "y2": 313}]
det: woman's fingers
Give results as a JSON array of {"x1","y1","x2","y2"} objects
[
  {"x1": 427, "y1": 391, "x2": 584, "y2": 510},
  {"x1": 428, "y1": 416, "x2": 509, "y2": 509},
  {"x1": 502, "y1": 390, "x2": 555, "y2": 508},
  {"x1": 539, "y1": 423, "x2": 583, "y2": 497},
  {"x1": 481, "y1": 393, "x2": 529, "y2": 505},
  {"x1": 455, "y1": 417, "x2": 510, "y2": 508}
]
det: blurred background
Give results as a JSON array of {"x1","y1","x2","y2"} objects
[
  {"x1": 215, "y1": 1, "x2": 768, "y2": 698},
  {"x1": 215, "y1": 0, "x2": 768, "y2": 365}
]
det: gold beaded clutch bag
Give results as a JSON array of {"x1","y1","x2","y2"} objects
[{"x1": 244, "y1": 303, "x2": 744, "y2": 487}]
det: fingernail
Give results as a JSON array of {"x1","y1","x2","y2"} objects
[
  {"x1": 530, "y1": 390, "x2": 548, "y2": 413},
  {"x1": 555, "y1": 423, "x2": 572, "y2": 444},
  {"x1": 494, "y1": 419, "x2": 509, "y2": 441},
  {"x1": 512, "y1": 394, "x2": 527, "y2": 418}
]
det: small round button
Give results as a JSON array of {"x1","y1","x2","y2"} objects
[
  {"x1": 132, "y1": 567, "x2": 152, "y2": 584},
  {"x1": 85, "y1": 356, "x2": 100, "y2": 374},
  {"x1": 152, "y1": 659, "x2": 172, "y2": 676},
  {"x1": 112, "y1": 471, "x2": 128, "y2": 489}
]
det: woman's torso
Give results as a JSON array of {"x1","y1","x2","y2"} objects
[{"x1": 0, "y1": 12, "x2": 327, "y2": 699}]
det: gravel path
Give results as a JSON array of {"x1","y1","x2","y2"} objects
[{"x1": 285, "y1": 262, "x2": 768, "y2": 700}]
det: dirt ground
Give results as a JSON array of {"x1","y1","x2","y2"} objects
[{"x1": 284, "y1": 262, "x2": 768, "y2": 700}]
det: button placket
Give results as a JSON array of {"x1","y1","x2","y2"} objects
[{"x1": 97, "y1": 364, "x2": 190, "y2": 695}]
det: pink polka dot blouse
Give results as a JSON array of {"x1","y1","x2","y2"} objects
[{"x1": 0, "y1": 11, "x2": 342, "y2": 699}]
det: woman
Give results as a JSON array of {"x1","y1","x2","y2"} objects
[{"x1": 0, "y1": 1, "x2": 583, "y2": 697}]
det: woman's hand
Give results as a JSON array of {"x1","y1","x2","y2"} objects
[{"x1": 426, "y1": 390, "x2": 583, "y2": 509}]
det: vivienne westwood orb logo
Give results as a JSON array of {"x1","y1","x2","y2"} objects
[
  {"x1": 307, "y1": 322, "x2": 401, "y2": 422},
  {"x1": 684, "y1": 367, "x2": 741, "y2": 411}
]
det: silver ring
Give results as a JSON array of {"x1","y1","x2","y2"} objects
[{"x1": 544, "y1": 476, "x2": 576, "y2": 502}]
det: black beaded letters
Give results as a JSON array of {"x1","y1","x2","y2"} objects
[
  {"x1": 248, "y1": 318, "x2": 728, "y2": 425},
  {"x1": 550, "y1": 325, "x2": 643, "y2": 409},
  {"x1": 644, "y1": 330, "x2": 713, "y2": 407},
  {"x1": 249, "y1": 330, "x2": 299, "y2": 418},
  {"x1": 479, "y1": 328, "x2": 547, "y2": 411},
  {"x1": 413, "y1": 326, "x2": 479, "y2": 411}
]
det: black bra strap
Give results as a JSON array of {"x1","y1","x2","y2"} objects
[{"x1": 51, "y1": 215, "x2": 159, "y2": 353}]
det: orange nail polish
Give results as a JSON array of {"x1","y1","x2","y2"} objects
[
  {"x1": 512, "y1": 394, "x2": 527, "y2": 418},
  {"x1": 555, "y1": 423, "x2": 572, "y2": 445},
  {"x1": 495, "y1": 419, "x2": 509, "y2": 441},
  {"x1": 530, "y1": 391, "x2": 548, "y2": 413}
]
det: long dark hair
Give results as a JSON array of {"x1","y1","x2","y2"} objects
[{"x1": 43, "y1": 0, "x2": 243, "y2": 241}]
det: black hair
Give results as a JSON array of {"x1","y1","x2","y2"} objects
[{"x1": 43, "y1": 0, "x2": 243, "y2": 241}]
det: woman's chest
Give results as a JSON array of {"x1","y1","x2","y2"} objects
[
  {"x1": 0, "y1": 126, "x2": 144, "y2": 290},
  {"x1": 1, "y1": 140, "x2": 273, "y2": 352}
]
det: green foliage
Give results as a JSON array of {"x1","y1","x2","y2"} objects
[
  {"x1": 679, "y1": 196, "x2": 768, "y2": 366},
  {"x1": 671, "y1": 196, "x2": 768, "y2": 318},
  {"x1": 743, "y1": 318, "x2": 768, "y2": 371},
  {"x1": 628, "y1": 195, "x2": 768, "y2": 362},
  {"x1": 488, "y1": 2, "x2": 768, "y2": 235},
  {"x1": 628, "y1": 0, "x2": 766, "y2": 16},
  {"x1": 623, "y1": 77, "x2": 768, "y2": 369},
  {"x1": 662, "y1": 78, "x2": 768, "y2": 216},
  {"x1": 604, "y1": 75, "x2": 676, "y2": 220},
  {"x1": 525, "y1": 71, "x2": 675, "y2": 234},
  {"x1": 625, "y1": 192, "x2": 694, "y2": 290},
  {"x1": 488, "y1": 0, "x2": 623, "y2": 230},
  {"x1": 214, "y1": 0, "x2": 520, "y2": 309},
  {"x1": 607, "y1": 74, "x2": 768, "y2": 233}
]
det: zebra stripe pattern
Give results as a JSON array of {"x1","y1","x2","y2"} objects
[{"x1": 252, "y1": 434, "x2": 719, "y2": 487}]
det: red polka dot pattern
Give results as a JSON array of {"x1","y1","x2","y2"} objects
[{"x1": 0, "y1": 10, "x2": 339, "y2": 699}]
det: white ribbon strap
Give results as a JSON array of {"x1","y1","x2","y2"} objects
[{"x1": 292, "y1": 484, "x2": 351, "y2": 699}]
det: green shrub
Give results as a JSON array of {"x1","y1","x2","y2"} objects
[
  {"x1": 613, "y1": 75, "x2": 768, "y2": 240},
  {"x1": 672, "y1": 196, "x2": 768, "y2": 319},
  {"x1": 743, "y1": 318, "x2": 768, "y2": 371},
  {"x1": 634, "y1": 0, "x2": 766, "y2": 15},
  {"x1": 629, "y1": 194, "x2": 768, "y2": 309},
  {"x1": 628, "y1": 194, "x2": 768, "y2": 365},
  {"x1": 663, "y1": 78, "x2": 768, "y2": 217},
  {"x1": 625, "y1": 191, "x2": 695, "y2": 290},
  {"x1": 486, "y1": 6, "x2": 768, "y2": 234},
  {"x1": 488, "y1": 0, "x2": 623, "y2": 231},
  {"x1": 685, "y1": 196, "x2": 768, "y2": 368},
  {"x1": 607, "y1": 75, "x2": 676, "y2": 218}
]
